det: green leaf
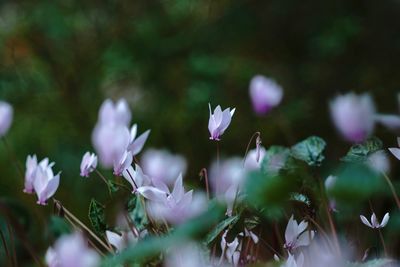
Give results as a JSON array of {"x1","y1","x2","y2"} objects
[
  {"x1": 88, "y1": 199, "x2": 107, "y2": 236},
  {"x1": 342, "y1": 137, "x2": 383, "y2": 163},
  {"x1": 261, "y1": 146, "x2": 291, "y2": 174},
  {"x1": 127, "y1": 196, "x2": 148, "y2": 231},
  {"x1": 290, "y1": 136, "x2": 326, "y2": 166},
  {"x1": 205, "y1": 215, "x2": 239, "y2": 244}
]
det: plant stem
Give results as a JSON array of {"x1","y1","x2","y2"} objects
[
  {"x1": 199, "y1": 168, "x2": 210, "y2": 200},
  {"x1": 382, "y1": 172, "x2": 400, "y2": 210},
  {"x1": 242, "y1": 131, "x2": 260, "y2": 166}
]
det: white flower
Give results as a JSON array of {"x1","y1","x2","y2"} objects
[
  {"x1": 284, "y1": 215, "x2": 315, "y2": 252},
  {"x1": 244, "y1": 146, "x2": 266, "y2": 171},
  {"x1": 127, "y1": 124, "x2": 150, "y2": 156},
  {"x1": 80, "y1": 152, "x2": 98, "y2": 177},
  {"x1": 208, "y1": 103, "x2": 235, "y2": 141},
  {"x1": 33, "y1": 159, "x2": 60, "y2": 205},
  {"x1": 122, "y1": 164, "x2": 151, "y2": 192},
  {"x1": 113, "y1": 150, "x2": 133, "y2": 176},
  {"x1": 220, "y1": 230, "x2": 241, "y2": 267},
  {"x1": 249, "y1": 75, "x2": 283, "y2": 115},
  {"x1": 0, "y1": 101, "x2": 13, "y2": 137},
  {"x1": 45, "y1": 232, "x2": 100, "y2": 267},
  {"x1": 141, "y1": 148, "x2": 187, "y2": 186},
  {"x1": 106, "y1": 230, "x2": 137, "y2": 253},
  {"x1": 360, "y1": 212, "x2": 389, "y2": 229},
  {"x1": 330, "y1": 93, "x2": 375, "y2": 142}
]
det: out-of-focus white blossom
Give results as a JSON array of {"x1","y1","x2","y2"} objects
[
  {"x1": 330, "y1": 93, "x2": 375, "y2": 142},
  {"x1": 0, "y1": 101, "x2": 13, "y2": 137},
  {"x1": 244, "y1": 146, "x2": 266, "y2": 171},
  {"x1": 249, "y1": 75, "x2": 283, "y2": 115},
  {"x1": 141, "y1": 148, "x2": 187, "y2": 186},
  {"x1": 367, "y1": 150, "x2": 390, "y2": 174},
  {"x1": 106, "y1": 230, "x2": 137, "y2": 253},
  {"x1": 45, "y1": 232, "x2": 100, "y2": 267}
]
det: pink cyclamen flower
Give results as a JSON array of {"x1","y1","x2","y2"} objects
[
  {"x1": 80, "y1": 152, "x2": 98, "y2": 177},
  {"x1": 113, "y1": 150, "x2": 133, "y2": 176},
  {"x1": 141, "y1": 148, "x2": 187, "y2": 186},
  {"x1": 33, "y1": 160, "x2": 60, "y2": 205},
  {"x1": 249, "y1": 75, "x2": 283, "y2": 115},
  {"x1": 45, "y1": 232, "x2": 100, "y2": 267},
  {"x1": 0, "y1": 101, "x2": 13, "y2": 137},
  {"x1": 330, "y1": 93, "x2": 375, "y2": 143},
  {"x1": 208, "y1": 103, "x2": 235, "y2": 141},
  {"x1": 284, "y1": 215, "x2": 315, "y2": 252},
  {"x1": 127, "y1": 124, "x2": 151, "y2": 156},
  {"x1": 360, "y1": 212, "x2": 389, "y2": 229}
]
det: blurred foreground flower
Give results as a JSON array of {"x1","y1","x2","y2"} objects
[
  {"x1": 208, "y1": 103, "x2": 235, "y2": 141},
  {"x1": 244, "y1": 146, "x2": 266, "y2": 170},
  {"x1": 282, "y1": 253, "x2": 304, "y2": 267},
  {"x1": 0, "y1": 101, "x2": 13, "y2": 137},
  {"x1": 45, "y1": 232, "x2": 100, "y2": 267},
  {"x1": 249, "y1": 75, "x2": 283, "y2": 115},
  {"x1": 106, "y1": 230, "x2": 137, "y2": 253},
  {"x1": 80, "y1": 152, "x2": 97, "y2": 177},
  {"x1": 284, "y1": 215, "x2": 315, "y2": 252},
  {"x1": 141, "y1": 148, "x2": 187, "y2": 186},
  {"x1": 360, "y1": 212, "x2": 390, "y2": 229},
  {"x1": 330, "y1": 93, "x2": 375, "y2": 142}
]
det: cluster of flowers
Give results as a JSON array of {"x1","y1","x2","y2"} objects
[{"x1": 0, "y1": 74, "x2": 399, "y2": 267}]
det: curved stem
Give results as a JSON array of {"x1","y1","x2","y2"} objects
[
  {"x1": 199, "y1": 168, "x2": 210, "y2": 200},
  {"x1": 382, "y1": 172, "x2": 400, "y2": 210}
]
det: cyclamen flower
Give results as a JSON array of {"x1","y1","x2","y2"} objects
[
  {"x1": 249, "y1": 75, "x2": 283, "y2": 115},
  {"x1": 220, "y1": 230, "x2": 241, "y2": 267},
  {"x1": 208, "y1": 103, "x2": 235, "y2": 141},
  {"x1": 330, "y1": 93, "x2": 375, "y2": 143},
  {"x1": 23, "y1": 155, "x2": 55, "y2": 194},
  {"x1": 80, "y1": 152, "x2": 98, "y2": 177},
  {"x1": 122, "y1": 164, "x2": 151, "y2": 192},
  {"x1": 360, "y1": 212, "x2": 389, "y2": 229},
  {"x1": 324, "y1": 175, "x2": 338, "y2": 212},
  {"x1": 284, "y1": 215, "x2": 315, "y2": 252},
  {"x1": 113, "y1": 150, "x2": 133, "y2": 176},
  {"x1": 128, "y1": 124, "x2": 150, "y2": 156},
  {"x1": 138, "y1": 174, "x2": 207, "y2": 224},
  {"x1": 141, "y1": 148, "x2": 187, "y2": 186},
  {"x1": 244, "y1": 146, "x2": 266, "y2": 171},
  {"x1": 0, "y1": 101, "x2": 13, "y2": 137},
  {"x1": 33, "y1": 160, "x2": 60, "y2": 205},
  {"x1": 106, "y1": 230, "x2": 137, "y2": 253},
  {"x1": 98, "y1": 98, "x2": 131, "y2": 126},
  {"x1": 45, "y1": 232, "x2": 100, "y2": 267}
]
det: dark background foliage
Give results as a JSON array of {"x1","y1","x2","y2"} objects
[{"x1": 1, "y1": 0, "x2": 400, "y2": 265}]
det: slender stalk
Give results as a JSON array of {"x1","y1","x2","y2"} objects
[
  {"x1": 241, "y1": 131, "x2": 260, "y2": 166},
  {"x1": 199, "y1": 168, "x2": 210, "y2": 200},
  {"x1": 382, "y1": 172, "x2": 400, "y2": 210},
  {"x1": 377, "y1": 228, "x2": 388, "y2": 257},
  {"x1": 123, "y1": 212, "x2": 140, "y2": 238},
  {"x1": 0, "y1": 227, "x2": 11, "y2": 267},
  {"x1": 53, "y1": 199, "x2": 112, "y2": 253},
  {"x1": 6, "y1": 220, "x2": 17, "y2": 267},
  {"x1": 94, "y1": 169, "x2": 112, "y2": 196},
  {"x1": 259, "y1": 236, "x2": 283, "y2": 259}
]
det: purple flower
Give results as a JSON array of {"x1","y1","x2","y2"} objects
[
  {"x1": 113, "y1": 150, "x2": 133, "y2": 176},
  {"x1": 80, "y1": 152, "x2": 98, "y2": 177},
  {"x1": 33, "y1": 160, "x2": 60, "y2": 205},
  {"x1": 330, "y1": 93, "x2": 375, "y2": 143},
  {"x1": 360, "y1": 212, "x2": 389, "y2": 229},
  {"x1": 249, "y1": 75, "x2": 283, "y2": 115},
  {"x1": 0, "y1": 101, "x2": 13, "y2": 137},
  {"x1": 24, "y1": 155, "x2": 38, "y2": 193},
  {"x1": 127, "y1": 124, "x2": 150, "y2": 156},
  {"x1": 45, "y1": 232, "x2": 100, "y2": 267},
  {"x1": 141, "y1": 148, "x2": 187, "y2": 186},
  {"x1": 284, "y1": 215, "x2": 315, "y2": 252},
  {"x1": 208, "y1": 103, "x2": 235, "y2": 141}
]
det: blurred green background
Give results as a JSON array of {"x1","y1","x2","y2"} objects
[{"x1": 1, "y1": 0, "x2": 400, "y2": 265}]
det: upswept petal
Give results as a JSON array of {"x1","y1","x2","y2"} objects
[
  {"x1": 171, "y1": 174, "x2": 184, "y2": 200},
  {"x1": 129, "y1": 129, "x2": 150, "y2": 156},
  {"x1": 296, "y1": 230, "x2": 314, "y2": 248},
  {"x1": 106, "y1": 231, "x2": 124, "y2": 252},
  {"x1": 285, "y1": 215, "x2": 298, "y2": 244},
  {"x1": 371, "y1": 213, "x2": 378, "y2": 228},
  {"x1": 137, "y1": 186, "x2": 167, "y2": 202},
  {"x1": 44, "y1": 173, "x2": 60, "y2": 201},
  {"x1": 389, "y1": 147, "x2": 400, "y2": 160},
  {"x1": 380, "y1": 212, "x2": 390, "y2": 227},
  {"x1": 360, "y1": 215, "x2": 372, "y2": 228}
]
